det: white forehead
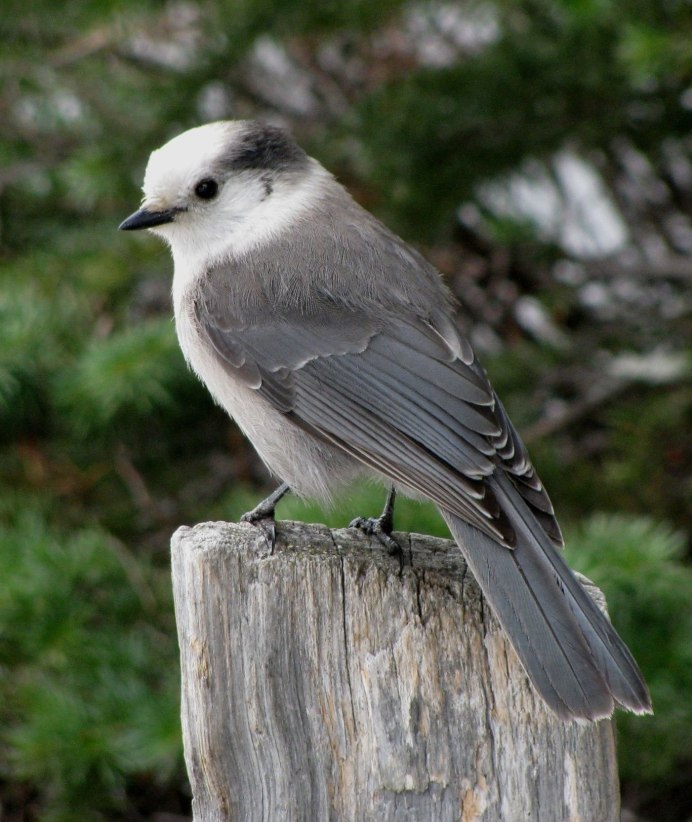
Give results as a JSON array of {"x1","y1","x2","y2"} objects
[{"x1": 142, "y1": 121, "x2": 245, "y2": 203}]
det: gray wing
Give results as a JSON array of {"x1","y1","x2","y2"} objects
[{"x1": 196, "y1": 298, "x2": 562, "y2": 549}]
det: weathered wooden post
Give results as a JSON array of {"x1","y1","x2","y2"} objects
[{"x1": 171, "y1": 520, "x2": 620, "y2": 821}]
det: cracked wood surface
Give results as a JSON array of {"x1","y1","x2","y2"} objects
[{"x1": 171, "y1": 520, "x2": 619, "y2": 822}]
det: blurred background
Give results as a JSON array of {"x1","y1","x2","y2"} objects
[{"x1": 1, "y1": 0, "x2": 691, "y2": 819}]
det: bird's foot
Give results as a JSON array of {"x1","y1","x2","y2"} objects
[
  {"x1": 349, "y1": 487, "x2": 403, "y2": 568},
  {"x1": 240, "y1": 482, "x2": 290, "y2": 550},
  {"x1": 350, "y1": 514, "x2": 402, "y2": 556}
]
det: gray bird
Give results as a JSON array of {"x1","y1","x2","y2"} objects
[{"x1": 120, "y1": 120, "x2": 651, "y2": 721}]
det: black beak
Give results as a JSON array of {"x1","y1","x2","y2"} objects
[{"x1": 118, "y1": 207, "x2": 182, "y2": 231}]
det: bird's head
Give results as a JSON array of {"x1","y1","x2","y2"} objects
[{"x1": 119, "y1": 120, "x2": 323, "y2": 268}]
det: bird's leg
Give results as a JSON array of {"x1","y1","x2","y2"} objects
[
  {"x1": 350, "y1": 486, "x2": 403, "y2": 564},
  {"x1": 240, "y1": 482, "x2": 291, "y2": 548},
  {"x1": 241, "y1": 481, "x2": 291, "y2": 522}
]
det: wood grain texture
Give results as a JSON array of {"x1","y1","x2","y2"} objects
[{"x1": 171, "y1": 520, "x2": 619, "y2": 822}]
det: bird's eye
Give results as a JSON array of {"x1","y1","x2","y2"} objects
[{"x1": 194, "y1": 178, "x2": 219, "y2": 200}]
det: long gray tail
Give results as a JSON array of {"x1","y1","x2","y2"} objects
[{"x1": 441, "y1": 473, "x2": 651, "y2": 720}]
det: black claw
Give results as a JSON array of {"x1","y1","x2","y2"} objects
[{"x1": 244, "y1": 516, "x2": 277, "y2": 550}]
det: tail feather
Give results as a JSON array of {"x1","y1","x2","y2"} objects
[{"x1": 442, "y1": 473, "x2": 651, "y2": 720}]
